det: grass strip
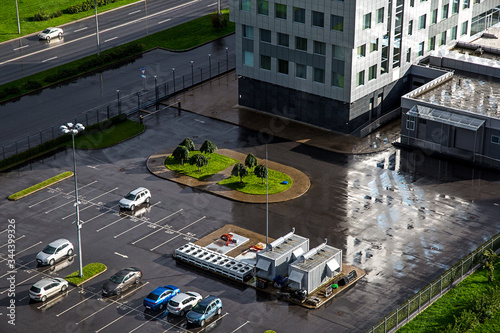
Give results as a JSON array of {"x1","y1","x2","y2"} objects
[
  {"x1": 65, "y1": 262, "x2": 107, "y2": 286},
  {"x1": 165, "y1": 151, "x2": 238, "y2": 180},
  {"x1": 218, "y1": 169, "x2": 292, "y2": 195},
  {"x1": 8, "y1": 171, "x2": 73, "y2": 200}
]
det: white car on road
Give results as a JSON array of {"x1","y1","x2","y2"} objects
[
  {"x1": 29, "y1": 278, "x2": 68, "y2": 302},
  {"x1": 36, "y1": 238, "x2": 74, "y2": 266},
  {"x1": 119, "y1": 187, "x2": 151, "y2": 211},
  {"x1": 38, "y1": 27, "x2": 63, "y2": 41}
]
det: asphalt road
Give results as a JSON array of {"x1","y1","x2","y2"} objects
[
  {"x1": 1, "y1": 107, "x2": 499, "y2": 332},
  {"x1": 0, "y1": 0, "x2": 229, "y2": 86}
]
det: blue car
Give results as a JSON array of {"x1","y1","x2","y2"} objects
[
  {"x1": 143, "y1": 285, "x2": 180, "y2": 310},
  {"x1": 186, "y1": 295, "x2": 222, "y2": 327}
]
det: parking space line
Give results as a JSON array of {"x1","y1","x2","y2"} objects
[
  {"x1": 76, "y1": 282, "x2": 149, "y2": 325},
  {"x1": 29, "y1": 192, "x2": 62, "y2": 208},
  {"x1": 80, "y1": 210, "x2": 110, "y2": 224},
  {"x1": 96, "y1": 216, "x2": 128, "y2": 232},
  {"x1": 44, "y1": 200, "x2": 73, "y2": 214},
  {"x1": 95, "y1": 304, "x2": 142, "y2": 332},
  {"x1": 62, "y1": 180, "x2": 98, "y2": 195},
  {"x1": 61, "y1": 187, "x2": 119, "y2": 219},
  {"x1": 188, "y1": 313, "x2": 229, "y2": 333},
  {"x1": 1, "y1": 273, "x2": 39, "y2": 294},
  {"x1": 37, "y1": 286, "x2": 76, "y2": 309},
  {"x1": 0, "y1": 241, "x2": 42, "y2": 261},
  {"x1": 56, "y1": 294, "x2": 95, "y2": 316},
  {"x1": 150, "y1": 234, "x2": 181, "y2": 251},
  {"x1": 230, "y1": 320, "x2": 250, "y2": 332},
  {"x1": 178, "y1": 216, "x2": 205, "y2": 232},
  {"x1": 114, "y1": 209, "x2": 183, "y2": 238},
  {"x1": 146, "y1": 216, "x2": 205, "y2": 250},
  {"x1": 0, "y1": 234, "x2": 25, "y2": 248},
  {"x1": 0, "y1": 229, "x2": 7, "y2": 234}
]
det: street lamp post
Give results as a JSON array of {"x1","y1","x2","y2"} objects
[
  {"x1": 208, "y1": 54, "x2": 212, "y2": 77},
  {"x1": 60, "y1": 123, "x2": 85, "y2": 278}
]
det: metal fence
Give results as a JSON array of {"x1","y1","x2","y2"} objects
[
  {"x1": 368, "y1": 233, "x2": 500, "y2": 333},
  {"x1": 1, "y1": 53, "x2": 236, "y2": 162}
]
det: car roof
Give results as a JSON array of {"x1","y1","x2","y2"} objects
[
  {"x1": 128, "y1": 187, "x2": 148, "y2": 195},
  {"x1": 33, "y1": 278, "x2": 60, "y2": 287},
  {"x1": 163, "y1": 285, "x2": 179, "y2": 290},
  {"x1": 48, "y1": 238, "x2": 70, "y2": 247},
  {"x1": 170, "y1": 292, "x2": 193, "y2": 302},
  {"x1": 198, "y1": 295, "x2": 219, "y2": 306}
]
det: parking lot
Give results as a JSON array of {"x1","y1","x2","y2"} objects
[{"x1": 1, "y1": 109, "x2": 500, "y2": 332}]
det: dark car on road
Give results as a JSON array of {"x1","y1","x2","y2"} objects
[{"x1": 102, "y1": 267, "x2": 142, "y2": 296}]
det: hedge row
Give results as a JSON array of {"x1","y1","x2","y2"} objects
[
  {"x1": 66, "y1": 0, "x2": 118, "y2": 14},
  {"x1": 0, "y1": 114, "x2": 127, "y2": 171},
  {"x1": 33, "y1": 8, "x2": 63, "y2": 21}
]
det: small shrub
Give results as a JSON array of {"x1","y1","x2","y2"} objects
[
  {"x1": 24, "y1": 80, "x2": 43, "y2": 90},
  {"x1": 2, "y1": 86, "x2": 21, "y2": 96},
  {"x1": 33, "y1": 8, "x2": 50, "y2": 21}
]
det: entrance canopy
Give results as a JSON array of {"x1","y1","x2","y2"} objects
[{"x1": 407, "y1": 105, "x2": 484, "y2": 131}]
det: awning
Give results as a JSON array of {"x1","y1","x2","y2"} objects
[
  {"x1": 326, "y1": 259, "x2": 340, "y2": 276},
  {"x1": 256, "y1": 259, "x2": 271, "y2": 272},
  {"x1": 407, "y1": 105, "x2": 484, "y2": 131},
  {"x1": 288, "y1": 270, "x2": 304, "y2": 283},
  {"x1": 292, "y1": 248, "x2": 304, "y2": 260}
]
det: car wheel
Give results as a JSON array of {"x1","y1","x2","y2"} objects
[
  {"x1": 41, "y1": 295, "x2": 47, "y2": 302},
  {"x1": 61, "y1": 285, "x2": 67, "y2": 292},
  {"x1": 49, "y1": 259, "x2": 55, "y2": 266},
  {"x1": 130, "y1": 205, "x2": 135, "y2": 211},
  {"x1": 58, "y1": 32, "x2": 62, "y2": 38},
  {"x1": 200, "y1": 319, "x2": 205, "y2": 327},
  {"x1": 217, "y1": 307, "x2": 222, "y2": 315},
  {"x1": 145, "y1": 197, "x2": 150, "y2": 204},
  {"x1": 67, "y1": 249, "x2": 73, "y2": 256},
  {"x1": 135, "y1": 278, "x2": 140, "y2": 284},
  {"x1": 159, "y1": 303, "x2": 164, "y2": 310},
  {"x1": 116, "y1": 288, "x2": 121, "y2": 296},
  {"x1": 46, "y1": 36, "x2": 51, "y2": 41},
  {"x1": 179, "y1": 310, "x2": 185, "y2": 317}
]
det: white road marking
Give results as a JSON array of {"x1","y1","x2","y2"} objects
[
  {"x1": 148, "y1": 216, "x2": 205, "y2": 251},
  {"x1": 45, "y1": 200, "x2": 73, "y2": 214},
  {"x1": 105, "y1": 37, "x2": 118, "y2": 43},
  {"x1": 37, "y1": 286, "x2": 76, "y2": 309},
  {"x1": 42, "y1": 56, "x2": 57, "y2": 63},
  {"x1": 63, "y1": 180, "x2": 98, "y2": 195},
  {"x1": 114, "y1": 252, "x2": 128, "y2": 258},
  {"x1": 14, "y1": 45, "x2": 29, "y2": 51},
  {"x1": 0, "y1": 234, "x2": 24, "y2": 248},
  {"x1": 96, "y1": 216, "x2": 127, "y2": 232},
  {"x1": 95, "y1": 304, "x2": 142, "y2": 332},
  {"x1": 74, "y1": 27, "x2": 88, "y2": 33},
  {"x1": 207, "y1": 3, "x2": 217, "y2": 6},
  {"x1": 231, "y1": 321, "x2": 250, "y2": 332},
  {"x1": 1, "y1": 273, "x2": 39, "y2": 294},
  {"x1": 128, "y1": 10, "x2": 141, "y2": 15},
  {"x1": 56, "y1": 294, "x2": 94, "y2": 316},
  {"x1": 29, "y1": 192, "x2": 62, "y2": 208},
  {"x1": 194, "y1": 119, "x2": 205, "y2": 123},
  {"x1": 150, "y1": 234, "x2": 180, "y2": 251},
  {"x1": 158, "y1": 18, "x2": 171, "y2": 24},
  {"x1": 0, "y1": 229, "x2": 7, "y2": 234},
  {"x1": 114, "y1": 208, "x2": 182, "y2": 238}
]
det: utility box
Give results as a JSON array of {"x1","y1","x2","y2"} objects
[
  {"x1": 255, "y1": 228, "x2": 309, "y2": 281},
  {"x1": 288, "y1": 240, "x2": 342, "y2": 294}
]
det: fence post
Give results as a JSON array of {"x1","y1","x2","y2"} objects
[
  {"x1": 408, "y1": 301, "x2": 410, "y2": 323},
  {"x1": 396, "y1": 308, "x2": 399, "y2": 329},
  {"x1": 384, "y1": 317, "x2": 387, "y2": 333},
  {"x1": 155, "y1": 76, "x2": 159, "y2": 111},
  {"x1": 172, "y1": 68, "x2": 176, "y2": 92},
  {"x1": 225, "y1": 47, "x2": 228, "y2": 70},
  {"x1": 177, "y1": 100, "x2": 181, "y2": 115},
  {"x1": 137, "y1": 92, "x2": 141, "y2": 110},
  {"x1": 208, "y1": 53, "x2": 211, "y2": 77},
  {"x1": 440, "y1": 276, "x2": 442, "y2": 295},
  {"x1": 182, "y1": 75, "x2": 185, "y2": 90}
]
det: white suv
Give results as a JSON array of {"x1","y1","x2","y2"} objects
[{"x1": 119, "y1": 187, "x2": 151, "y2": 211}]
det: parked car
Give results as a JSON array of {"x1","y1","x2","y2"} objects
[
  {"x1": 119, "y1": 187, "x2": 151, "y2": 211},
  {"x1": 143, "y1": 285, "x2": 180, "y2": 311},
  {"x1": 186, "y1": 295, "x2": 222, "y2": 327},
  {"x1": 36, "y1": 238, "x2": 74, "y2": 266},
  {"x1": 38, "y1": 27, "x2": 63, "y2": 41},
  {"x1": 102, "y1": 267, "x2": 142, "y2": 296},
  {"x1": 167, "y1": 291, "x2": 202, "y2": 316},
  {"x1": 29, "y1": 278, "x2": 68, "y2": 302}
]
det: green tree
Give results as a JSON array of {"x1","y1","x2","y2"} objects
[
  {"x1": 179, "y1": 137, "x2": 195, "y2": 151},
  {"x1": 483, "y1": 249, "x2": 498, "y2": 282},
  {"x1": 254, "y1": 164, "x2": 268, "y2": 184},
  {"x1": 200, "y1": 140, "x2": 218, "y2": 158},
  {"x1": 245, "y1": 153, "x2": 258, "y2": 170},
  {"x1": 172, "y1": 145, "x2": 189, "y2": 165},
  {"x1": 189, "y1": 153, "x2": 208, "y2": 172},
  {"x1": 231, "y1": 163, "x2": 248, "y2": 183}
]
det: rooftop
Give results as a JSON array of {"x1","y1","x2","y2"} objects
[
  {"x1": 257, "y1": 234, "x2": 308, "y2": 260},
  {"x1": 290, "y1": 245, "x2": 341, "y2": 271}
]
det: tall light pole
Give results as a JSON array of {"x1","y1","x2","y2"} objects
[
  {"x1": 94, "y1": 0, "x2": 100, "y2": 55},
  {"x1": 15, "y1": 0, "x2": 21, "y2": 34},
  {"x1": 60, "y1": 123, "x2": 85, "y2": 278}
]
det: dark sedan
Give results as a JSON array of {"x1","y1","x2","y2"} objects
[{"x1": 102, "y1": 267, "x2": 142, "y2": 296}]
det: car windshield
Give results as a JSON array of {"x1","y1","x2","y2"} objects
[
  {"x1": 191, "y1": 303, "x2": 207, "y2": 314},
  {"x1": 109, "y1": 274, "x2": 125, "y2": 284},
  {"x1": 147, "y1": 293, "x2": 159, "y2": 301},
  {"x1": 30, "y1": 286, "x2": 41, "y2": 293},
  {"x1": 124, "y1": 193, "x2": 136, "y2": 200},
  {"x1": 169, "y1": 300, "x2": 179, "y2": 306},
  {"x1": 42, "y1": 29, "x2": 51, "y2": 33},
  {"x1": 42, "y1": 245, "x2": 57, "y2": 254}
]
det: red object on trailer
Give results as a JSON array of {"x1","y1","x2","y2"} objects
[{"x1": 220, "y1": 233, "x2": 237, "y2": 246}]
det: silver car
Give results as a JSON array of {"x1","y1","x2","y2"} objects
[
  {"x1": 29, "y1": 278, "x2": 68, "y2": 302},
  {"x1": 36, "y1": 239, "x2": 74, "y2": 266},
  {"x1": 167, "y1": 291, "x2": 202, "y2": 316},
  {"x1": 119, "y1": 187, "x2": 151, "y2": 211},
  {"x1": 38, "y1": 27, "x2": 63, "y2": 41}
]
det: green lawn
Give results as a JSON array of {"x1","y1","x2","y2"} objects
[
  {"x1": 165, "y1": 151, "x2": 238, "y2": 180},
  {"x1": 65, "y1": 262, "x2": 107, "y2": 286},
  {"x1": 219, "y1": 169, "x2": 292, "y2": 195},
  {"x1": 8, "y1": 171, "x2": 73, "y2": 200},
  {"x1": 1, "y1": 0, "x2": 141, "y2": 43},
  {"x1": 65, "y1": 119, "x2": 144, "y2": 149},
  {"x1": 397, "y1": 259, "x2": 500, "y2": 332}
]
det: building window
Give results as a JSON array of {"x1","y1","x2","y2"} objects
[
  {"x1": 491, "y1": 135, "x2": 500, "y2": 144},
  {"x1": 244, "y1": 51, "x2": 254, "y2": 66},
  {"x1": 275, "y1": 3, "x2": 287, "y2": 20},
  {"x1": 243, "y1": 25, "x2": 254, "y2": 39},
  {"x1": 406, "y1": 48, "x2": 411, "y2": 62},
  {"x1": 431, "y1": 9, "x2": 438, "y2": 24},
  {"x1": 369, "y1": 65, "x2": 377, "y2": 81},
  {"x1": 260, "y1": 29, "x2": 271, "y2": 43},
  {"x1": 463, "y1": 0, "x2": 470, "y2": 9},
  {"x1": 440, "y1": 31, "x2": 447, "y2": 45},
  {"x1": 331, "y1": 15, "x2": 344, "y2": 32},
  {"x1": 332, "y1": 45, "x2": 345, "y2": 60},
  {"x1": 418, "y1": 42, "x2": 424, "y2": 56},
  {"x1": 370, "y1": 38, "x2": 379, "y2": 52},
  {"x1": 314, "y1": 41, "x2": 326, "y2": 55},
  {"x1": 377, "y1": 8, "x2": 384, "y2": 23},
  {"x1": 312, "y1": 11, "x2": 325, "y2": 28},
  {"x1": 293, "y1": 7, "x2": 305, "y2": 23},
  {"x1": 419, "y1": 15, "x2": 426, "y2": 30},
  {"x1": 451, "y1": 26, "x2": 458, "y2": 40},
  {"x1": 295, "y1": 63, "x2": 307, "y2": 79},
  {"x1": 240, "y1": 0, "x2": 251, "y2": 12},
  {"x1": 406, "y1": 119, "x2": 415, "y2": 131},
  {"x1": 332, "y1": 72, "x2": 344, "y2": 88},
  {"x1": 260, "y1": 55, "x2": 271, "y2": 70},
  {"x1": 442, "y1": 4, "x2": 449, "y2": 19},
  {"x1": 357, "y1": 44, "x2": 366, "y2": 58},
  {"x1": 429, "y1": 36, "x2": 436, "y2": 50},
  {"x1": 356, "y1": 71, "x2": 365, "y2": 86},
  {"x1": 452, "y1": 0, "x2": 460, "y2": 14},
  {"x1": 278, "y1": 33, "x2": 289, "y2": 47},
  {"x1": 313, "y1": 68, "x2": 325, "y2": 83},
  {"x1": 408, "y1": 20, "x2": 413, "y2": 35},
  {"x1": 461, "y1": 21, "x2": 468, "y2": 35},
  {"x1": 363, "y1": 13, "x2": 372, "y2": 29},
  {"x1": 278, "y1": 59, "x2": 289, "y2": 74},
  {"x1": 258, "y1": 0, "x2": 269, "y2": 15},
  {"x1": 296, "y1": 37, "x2": 307, "y2": 51}
]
